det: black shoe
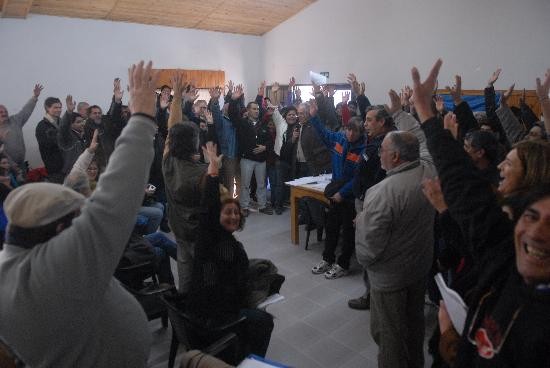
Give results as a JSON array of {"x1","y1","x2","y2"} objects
[
  {"x1": 348, "y1": 294, "x2": 370, "y2": 310},
  {"x1": 259, "y1": 206, "x2": 273, "y2": 215}
]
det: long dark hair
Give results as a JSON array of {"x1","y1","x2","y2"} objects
[{"x1": 168, "y1": 122, "x2": 199, "y2": 160}]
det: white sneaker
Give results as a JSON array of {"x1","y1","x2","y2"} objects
[
  {"x1": 324, "y1": 264, "x2": 348, "y2": 279},
  {"x1": 312, "y1": 260, "x2": 332, "y2": 274}
]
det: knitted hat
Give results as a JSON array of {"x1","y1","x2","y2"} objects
[{"x1": 4, "y1": 183, "x2": 85, "y2": 228}]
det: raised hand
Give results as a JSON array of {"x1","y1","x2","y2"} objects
[
  {"x1": 443, "y1": 111, "x2": 458, "y2": 140},
  {"x1": 400, "y1": 86, "x2": 411, "y2": 107},
  {"x1": 386, "y1": 89, "x2": 402, "y2": 115},
  {"x1": 342, "y1": 91, "x2": 350, "y2": 105},
  {"x1": 89, "y1": 129, "x2": 99, "y2": 153},
  {"x1": 184, "y1": 86, "x2": 199, "y2": 103},
  {"x1": 169, "y1": 72, "x2": 185, "y2": 96},
  {"x1": 202, "y1": 141, "x2": 223, "y2": 175},
  {"x1": 226, "y1": 80, "x2": 234, "y2": 94},
  {"x1": 33, "y1": 84, "x2": 44, "y2": 98},
  {"x1": 445, "y1": 74, "x2": 462, "y2": 105},
  {"x1": 209, "y1": 87, "x2": 221, "y2": 100},
  {"x1": 232, "y1": 84, "x2": 244, "y2": 100},
  {"x1": 272, "y1": 82, "x2": 280, "y2": 92},
  {"x1": 536, "y1": 68, "x2": 550, "y2": 102},
  {"x1": 65, "y1": 95, "x2": 76, "y2": 112},
  {"x1": 258, "y1": 80, "x2": 266, "y2": 96},
  {"x1": 204, "y1": 110, "x2": 214, "y2": 125},
  {"x1": 411, "y1": 58, "x2": 443, "y2": 123},
  {"x1": 501, "y1": 84, "x2": 515, "y2": 106},
  {"x1": 127, "y1": 60, "x2": 159, "y2": 117},
  {"x1": 487, "y1": 68, "x2": 502, "y2": 87},
  {"x1": 114, "y1": 78, "x2": 124, "y2": 103},
  {"x1": 294, "y1": 86, "x2": 301, "y2": 98},
  {"x1": 347, "y1": 73, "x2": 360, "y2": 95},
  {"x1": 422, "y1": 177, "x2": 448, "y2": 213},
  {"x1": 433, "y1": 95, "x2": 445, "y2": 114}
]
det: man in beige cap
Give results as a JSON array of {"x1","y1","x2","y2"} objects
[{"x1": 0, "y1": 61, "x2": 159, "y2": 368}]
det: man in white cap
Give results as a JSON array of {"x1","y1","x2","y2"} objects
[{"x1": 0, "y1": 61, "x2": 159, "y2": 368}]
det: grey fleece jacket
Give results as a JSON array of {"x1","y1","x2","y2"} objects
[
  {"x1": 0, "y1": 114, "x2": 156, "y2": 367},
  {"x1": 355, "y1": 111, "x2": 436, "y2": 291},
  {"x1": 0, "y1": 97, "x2": 38, "y2": 167}
]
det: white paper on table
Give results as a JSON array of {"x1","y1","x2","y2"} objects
[
  {"x1": 256, "y1": 293, "x2": 285, "y2": 309},
  {"x1": 285, "y1": 174, "x2": 332, "y2": 187},
  {"x1": 238, "y1": 355, "x2": 289, "y2": 368},
  {"x1": 434, "y1": 273, "x2": 468, "y2": 333},
  {"x1": 309, "y1": 71, "x2": 328, "y2": 85}
]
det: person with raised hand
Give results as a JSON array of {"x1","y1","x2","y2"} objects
[
  {"x1": 228, "y1": 83, "x2": 272, "y2": 216},
  {"x1": 209, "y1": 85, "x2": 240, "y2": 200},
  {"x1": 0, "y1": 84, "x2": 42, "y2": 169},
  {"x1": 0, "y1": 60, "x2": 159, "y2": 368},
  {"x1": 417, "y1": 59, "x2": 550, "y2": 367}
]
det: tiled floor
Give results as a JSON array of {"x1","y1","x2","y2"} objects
[{"x1": 147, "y1": 209, "x2": 437, "y2": 368}]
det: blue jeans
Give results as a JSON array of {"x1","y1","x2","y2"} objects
[
  {"x1": 138, "y1": 202, "x2": 164, "y2": 234},
  {"x1": 240, "y1": 158, "x2": 266, "y2": 209},
  {"x1": 238, "y1": 308, "x2": 274, "y2": 358},
  {"x1": 146, "y1": 232, "x2": 177, "y2": 260},
  {"x1": 266, "y1": 163, "x2": 282, "y2": 208}
]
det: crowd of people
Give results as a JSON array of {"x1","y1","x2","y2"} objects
[{"x1": 0, "y1": 57, "x2": 549, "y2": 368}]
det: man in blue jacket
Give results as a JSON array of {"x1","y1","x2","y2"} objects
[{"x1": 309, "y1": 101, "x2": 366, "y2": 279}]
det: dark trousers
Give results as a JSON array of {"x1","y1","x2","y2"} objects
[
  {"x1": 322, "y1": 200, "x2": 356, "y2": 269},
  {"x1": 267, "y1": 162, "x2": 282, "y2": 208},
  {"x1": 238, "y1": 308, "x2": 274, "y2": 358},
  {"x1": 277, "y1": 160, "x2": 291, "y2": 203},
  {"x1": 370, "y1": 278, "x2": 426, "y2": 368}
]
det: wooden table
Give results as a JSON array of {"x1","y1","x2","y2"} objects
[{"x1": 289, "y1": 184, "x2": 329, "y2": 245}]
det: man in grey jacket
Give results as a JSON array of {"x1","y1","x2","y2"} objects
[
  {"x1": 0, "y1": 61, "x2": 159, "y2": 368},
  {"x1": 0, "y1": 84, "x2": 43, "y2": 168},
  {"x1": 355, "y1": 90, "x2": 436, "y2": 368}
]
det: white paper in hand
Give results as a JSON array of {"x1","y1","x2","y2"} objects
[
  {"x1": 434, "y1": 273, "x2": 468, "y2": 333},
  {"x1": 309, "y1": 71, "x2": 327, "y2": 85}
]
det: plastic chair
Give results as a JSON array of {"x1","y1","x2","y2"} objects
[
  {"x1": 161, "y1": 294, "x2": 246, "y2": 368},
  {"x1": 115, "y1": 261, "x2": 174, "y2": 328}
]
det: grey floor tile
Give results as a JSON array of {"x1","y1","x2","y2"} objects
[
  {"x1": 303, "y1": 336, "x2": 355, "y2": 368},
  {"x1": 276, "y1": 321, "x2": 324, "y2": 351},
  {"x1": 331, "y1": 317, "x2": 372, "y2": 352},
  {"x1": 302, "y1": 284, "x2": 349, "y2": 307},
  {"x1": 339, "y1": 353, "x2": 377, "y2": 368},
  {"x1": 303, "y1": 305, "x2": 357, "y2": 335},
  {"x1": 266, "y1": 336, "x2": 323, "y2": 368}
]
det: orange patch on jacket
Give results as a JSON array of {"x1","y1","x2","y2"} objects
[
  {"x1": 346, "y1": 152, "x2": 361, "y2": 163},
  {"x1": 334, "y1": 143, "x2": 344, "y2": 154}
]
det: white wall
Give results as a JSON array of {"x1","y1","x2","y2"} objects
[
  {"x1": 263, "y1": 0, "x2": 550, "y2": 104},
  {"x1": 0, "y1": 15, "x2": 263, "y2": 166}
]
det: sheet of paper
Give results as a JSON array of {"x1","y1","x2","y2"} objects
[
  {"x1": 256, "y1": 293, "x2": 285, "y2": 309},
  {"x1": 285, "y1": 174, "x2": 332, "y2": 187},
  {"x1": 238, "y1": 355, "x2": 290, "y2": 368},
  {"x1": 434, "y1": 273, "x2": 468, "y2": 333},
  {"x1": 309, "y1": 71, "x2": 328, "y2": 85}
]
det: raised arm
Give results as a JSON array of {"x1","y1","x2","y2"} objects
[
  {"x1": 414, "y1": 60, "x2": 512, "y2": 257},
  {"x1": 35, "y1": 61, "x2": 159, "y2": 299},
  {"x1": 536, "y1": 68, "x2": 550, "y2": 140},
  {"x1": 10, "y1": 84, "x2": 42, "y2": 127},
  {"x1": 308, "y1": 100, "x2": 340, "y2": 148},
  {"x1": 446, "y1": 75, "x2": 477, "y2": 140},
  {"x1": 228, "y1": 84, "x2": 245, "y2": 127},
  {"x1": 496, "y1": 84, "x2": 525, "y2": 144}
]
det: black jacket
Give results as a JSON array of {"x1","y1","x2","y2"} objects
[
  {"x1": 228, "y1": 99, "x2": 270, "y2": 162},
  {"x1": 35, "y1": 117, "x2": 63, "y2": 176},
  {"x1": 422, "y1": 117, "x2": 550, "y2": 368}
]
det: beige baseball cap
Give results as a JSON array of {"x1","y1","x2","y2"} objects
[{"x1": 4, "y1": 183, "x2": 85, "y2": 228}]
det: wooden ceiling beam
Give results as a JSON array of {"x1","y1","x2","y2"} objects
[{"x1": 2, "y1": 0, "x2": 33, "y2": 18}]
